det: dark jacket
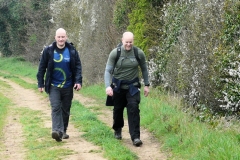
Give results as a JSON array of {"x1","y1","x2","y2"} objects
[
  {"x1": 37, "y1": 41, "x2": 82, "y2": 94},
  {"x1": 112, "y1": 77, "x2": 140, "y2": 96}
]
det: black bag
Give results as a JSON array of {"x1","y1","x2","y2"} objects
[
  {"x1": 105, "y1": 83, "x2": 114, "y2": 106},
  {"x1": 105, "y1": 95, "x2": 114, "y2": 106}
]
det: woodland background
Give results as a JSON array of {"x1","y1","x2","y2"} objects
[{"x1": 0, "y1": 0, "x2": 239, "y2": 117}]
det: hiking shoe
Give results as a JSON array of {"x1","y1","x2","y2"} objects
[
  {"x1": 52, "y1": 131, "x2": 62, "y2": 142},
  {"x1": 133, "y1": 138, "x2": 143, "y2": 147},
  {"x1": 114, "y1": 128, "x2": 122, "y2": 140},
  {"x1": 62, "y1": 132, "x2": 69, "y2": 139}
]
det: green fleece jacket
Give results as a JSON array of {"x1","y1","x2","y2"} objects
[{"x1": 104, "y1": 45, "x2": 149, "y2": 88}]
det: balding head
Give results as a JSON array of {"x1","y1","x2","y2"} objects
[
  {"x1": 122, "y1": 32, "x2": 134, "y2": 39},
  {"x1": 122, "y1": 31, "x2": 134, "y2": 51},
  {"x1": 55, "y1": 28, "x2": 67, "y2": 49},
  {"x1": 56, "y1": 28, "x2": 67, "y2": 36}
]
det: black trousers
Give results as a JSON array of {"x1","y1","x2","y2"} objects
[
  {"x1": 112, "y1": 89, "x2": 141, "y2": 141},
  {"x1": 49, "y1": 86, "x2": 73, "y2": 133}
]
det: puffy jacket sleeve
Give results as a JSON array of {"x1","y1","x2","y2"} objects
[
  {"x1": 36, "y1": 47, "x2": 49, "y2": 88},
  {"x1": 73, "y1": 50, "x2": 82, "y2": 86}
]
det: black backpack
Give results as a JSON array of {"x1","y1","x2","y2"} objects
[{"x1": 113, "y1": 43, "x2": 140, "y2": 72}]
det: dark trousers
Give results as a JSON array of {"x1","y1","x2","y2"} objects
[
  {"x1": 112, "y1": 89, "x2": 141, "y2": 141},
  {"x1": 49, "y1": 86, "x2": 73, "y2": 133}
]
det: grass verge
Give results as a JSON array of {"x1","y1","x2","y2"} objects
[
  {"x1": 71, "y1": 100, "x2": 138, "y2": 160},
  {"x1": 80, "y1": 84, "x2": 240, "y2": 160},
  {"x1": 0, "y1": 57, "x2": 38, "y2": 80},
  {"x1": 0, "y1": 57, "x2": 138, "y2": 159},
  {"x1": 1, "y1": 57, "x2": 240, "y2": 159},
  {"x1": 0, "y1": 92, "x2": 10, "y2": 150},
  {"x1": 17, "y1": 107, "x2": 73, "y2": 160}
]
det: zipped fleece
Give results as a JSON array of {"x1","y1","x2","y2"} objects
[{"x1": 37, "y1": 42, "x2": 82, "y2": 94}]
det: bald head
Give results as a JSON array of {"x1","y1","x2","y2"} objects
[
  {"x1": 56, "y1": 28, "x2": 67, "y2": 36},
  {"x1": 55, "y1": 28, "x2": 67, "y2": 49},
  {"x1": 122, "y1": 32, "x2": 134, "y2": 39},
  {"x1": 122, "y1": 32, "x2": 134, "y2": 51}
]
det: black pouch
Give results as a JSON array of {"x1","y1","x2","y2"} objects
[
  {"x1": 105, "y1": 83, "x2": 114, "y2": 106},
  {"x1": 105, "y1": 95, "x2": 114, "y2": 106}
]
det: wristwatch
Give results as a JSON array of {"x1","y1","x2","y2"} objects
[{"x1": 145, "y1": 84, "x2": 150, "y2": 86}]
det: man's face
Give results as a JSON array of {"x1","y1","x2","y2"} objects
[
  {"x1": 122, "y1": 37, "x2": 133, "y2": 51},
  {"x1": 55, "y1": 30, "x2": 67, "y2": 48}
]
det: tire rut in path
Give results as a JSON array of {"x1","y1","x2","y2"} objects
[{"x1": 0, "y1": 77, "x2": 107, "y2": 160}]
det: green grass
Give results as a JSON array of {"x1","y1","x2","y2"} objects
[
  {"x1": 17, "y1": 107, "x2": 73, "y2": 160},
  {"x1": 71, "y1": 100, "x2": 138, "y2": 160},
  {"x1": 79, "y1": 84, "x2": 106, "y2": 102},
  {"x1": 0, "y1": 57, "x2": 138, "y2": 159},
  {"x1": 139, "y1": 90, "x2": 240, "y2": 159},
  {"x1": 1, "y1": 57, "x2": 240, "y2": 159},
  {"x1": 0, "y1": 95, "x2": 10, "y2": 159},
  {"x1": 79, "y1": 83, "x2": 240, "y2": 160},
  {"x1": 0, "y1": 79, "x2": 11, "y2": 153},
  {"x1": 0, "y1": 76, "x2": 73, "y2": 160},
  {"x1": 0, "y1": 57, "x2": 38, "y2": 80},
  {"x1": 0, "y1": 72, "x2": 36, "y2": 89},
  {"x1": 0, "y1": 91, "x2": 10, "y2": 149}
]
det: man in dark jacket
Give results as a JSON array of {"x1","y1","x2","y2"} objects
[{"x1": 37, "y1": 28, "x2": 82, "y2": 142}]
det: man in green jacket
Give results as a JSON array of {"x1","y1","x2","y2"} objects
[{"x1": 104, "y1": 31, "x2": 150, "y2": 146}]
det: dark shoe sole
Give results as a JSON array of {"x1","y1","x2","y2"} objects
[{"x1": 52, "y1": 131, "x2": 62, "y2": 142}]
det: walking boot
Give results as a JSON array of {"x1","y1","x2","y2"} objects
[
  {"x1": 62, "y1": 131, "x2": 69, "y2": 139},
  {"x1": 133, "y1": 138, "x2": 143, "y2": 146},
  {"x1": 52, "y1": 131, "x2": 62, "y2": 142},
  {"x1": 114, "y1": 128, "x2": 122, "y2": 140}
]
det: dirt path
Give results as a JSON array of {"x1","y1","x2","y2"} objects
[
  {"x1": 74, "y1": 94, "x2": 168, "y2": 160},
  {"x1": 0, "y1": 77, "x2": 167, "y2": 160},
  {"x1": 0, "y1": 77, "x2": 106, "y2": 160}
]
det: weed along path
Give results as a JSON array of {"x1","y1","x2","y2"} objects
[{"x1": 0, "y1": 76, "x2": 167, "y2": 160}]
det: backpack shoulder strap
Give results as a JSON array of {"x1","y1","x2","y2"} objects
[
  {"x1": 114, "y1": 46, "x2": 140, "y2": 65},
  {"x1": 133, "y1": 46, "x2": 140, "y2": 64},
  {"x1": 112, "y1": 46, "x2": 121, "y2": 74},
  {"x1": 112, "y1": 46, "x2": 140, "y2": 73},
  {"x1": 115, "y1": 46, "x2": 121, "y2": 67}
]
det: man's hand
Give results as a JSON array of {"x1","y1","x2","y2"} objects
[
  {"x1": 74, "y1": 84, "x2": 82, "y2": 91},
  {"x1": 106, "y1": 86, "x2": 113, "y2": 96},
  {"x1": 144, "y1": 86, "x2": 149, "y2": 97}
]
